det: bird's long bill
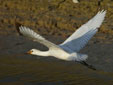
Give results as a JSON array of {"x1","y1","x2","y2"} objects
[{"x1": 27, "y1": 50, "x2": 32, "y2": 54}]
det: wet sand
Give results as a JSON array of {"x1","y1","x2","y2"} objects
[{"x1": 0, "y1": 35, "x2": 113, "y2": 84}]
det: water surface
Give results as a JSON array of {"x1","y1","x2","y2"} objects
[{"x1": 0, "y1": 35, "x2": 113, "y2": 84}]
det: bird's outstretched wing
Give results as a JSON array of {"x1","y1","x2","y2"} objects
[
  {"x1": 59, "y1": 10, "x2": 106, "y2": 53},
  {"x1": 19, "y1": 26, "x2": 60, "y2": 49}
]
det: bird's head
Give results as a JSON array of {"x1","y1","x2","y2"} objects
[
  {"x1": 27, "y1": 49, "x2": 40, "y2": 55},
  {"x1": 27, "y1": 49, "x2": 49, "y2": 56}
]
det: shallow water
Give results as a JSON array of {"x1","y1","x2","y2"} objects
[
  {"x1": 0, "y1": 35, "x2": 113, "y2": 84},
  {"x1": 0, "y1": 55, "x2": 113, "y2": 85}
]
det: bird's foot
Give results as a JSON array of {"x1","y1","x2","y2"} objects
[{"x1": 80, "y1": 61, "x2": 96, "y2": 70}]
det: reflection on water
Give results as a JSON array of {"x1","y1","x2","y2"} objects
[{"x1": 0, "y1": 55, "x2": 113, "y2": 85}]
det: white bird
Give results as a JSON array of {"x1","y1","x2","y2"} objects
[
  {"x1": 72, "y1": 0, "x2": 79, "y2": 3},
  {"x1": 19, "y1": 10, "x2": 106, "y2": 70}
]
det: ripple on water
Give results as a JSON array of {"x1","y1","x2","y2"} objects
[{"x1": 0, "y1": 55, "x2": 113, "y2": 85}]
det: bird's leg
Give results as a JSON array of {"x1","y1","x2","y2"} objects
[{"x1": 80, "y1": 61, "x2": 96, "y2": 70}]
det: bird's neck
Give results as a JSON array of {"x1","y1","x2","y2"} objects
[{"x1": 35, "y1": 51, "x2": 50, "y2": 56}]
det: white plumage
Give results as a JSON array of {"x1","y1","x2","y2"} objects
[
  {"x1": 60, "y1": 10, "x2": 106, "y2": 53},
  {"x1": 19, "y1": 10, "x2": 106, "y2": 62},
  {"x1": 72, "y1": 0, "x2": 79, "y2": 3}
]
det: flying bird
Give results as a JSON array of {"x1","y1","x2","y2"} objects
[{"x1": 19, "y1": 10, "x2": 106, "y2": 70}]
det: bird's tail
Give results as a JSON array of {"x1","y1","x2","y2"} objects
[{"x1": 77, "y1": 54, "x2": 88, "y2": 61}]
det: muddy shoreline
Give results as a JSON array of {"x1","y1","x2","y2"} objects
[{"x1": 0, "y1": 0, "x2": 113, "y2": 36}]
